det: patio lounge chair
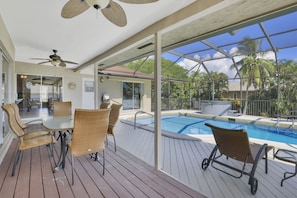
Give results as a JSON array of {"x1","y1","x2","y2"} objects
[{"x1": 202, "y1": 123, "x2": 271, "y2": 195}]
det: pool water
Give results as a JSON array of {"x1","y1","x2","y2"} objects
[{"x1": 136, "y1": 115, "x2": 297, "y2": 145}]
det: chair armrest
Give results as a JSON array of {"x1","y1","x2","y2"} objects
[
  {"x1": 24, "y1": 119, "x2": 43, "y2": 125},
  {"x1": 20, "y1": 131, "x2": 52, "y2": 139}
]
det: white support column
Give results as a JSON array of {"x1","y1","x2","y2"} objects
[{"x1": 154, "y1": 32, "x2": 162, "y2": 170}]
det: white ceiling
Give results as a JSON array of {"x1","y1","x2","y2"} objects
[
  {"x1": 1, "y1": 0, "x2": 297, "y2": 71},
  {"x1": 0, "y1": 0, "x2": 195, "y2": 68}
]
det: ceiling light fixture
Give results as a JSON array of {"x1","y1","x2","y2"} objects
[
  {"x1": 51, "y1": 59, "x2": 61, "y2": 66},
  {"x1": 85, "y1": 0, "x2": 110, "y2": 9}
]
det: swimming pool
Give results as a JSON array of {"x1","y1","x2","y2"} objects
[{"x1": 135, "y1": 115, "x2": 297, "y2": 145}]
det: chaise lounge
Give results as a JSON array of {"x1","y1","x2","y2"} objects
[{"x1": 202, "y1": 123, "x2": 272, "y2": 195}]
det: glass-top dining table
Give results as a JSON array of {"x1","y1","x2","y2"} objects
[{"x1": 43, "y1": 116, "x2": 73, "y2": 172}]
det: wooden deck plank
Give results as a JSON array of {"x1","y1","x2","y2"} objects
[
  {"x1": 51, "y1": 151, "x2": 75, "y2": 198},
  {"x1": 105, "y1": 150, "x2": 162, "y2": 198},
  {"x1": 112, "y1": 150, "x2": 182, "y2": 197},
  {"x1": 40, "y1": 145, "x2": 60, "y2": 198},
  {"x1": 62, "y1": 156, "x2": 98, "y2": 198},
  {"x1": 75, "y1": 154, "x2": 122, "y2": 198},
  {"x1": 179, "y1": 140, "x2": 203, "y2": 190},
  {"x1": 0, "y1": 129, "x2": 205, "y2": 198},
  {"x1": 29, "y1": 148, "x2": 44, "y2": 198},
  {"x1": 0, "y1": 137, "x2": 16, "y2": 188},
  {"x1": 186, "y1": 141, "x2": 211, "y2": 195},
  {"x1": 0, "y1": 138, "x2": 17, "y2": 197},
  {"x1": 116, "y1": 121, "x2": 297, "y2": 198},
  {"x1": 3, "y1": 120, "x2": 297, "y2": 198},
  {"x1": 114, "y1": 144, "x2": 205, "y2": 198}
]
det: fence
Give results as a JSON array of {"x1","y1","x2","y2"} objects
[{"x1": 157, "y1": 97, "x2": 277, "y2": 118}]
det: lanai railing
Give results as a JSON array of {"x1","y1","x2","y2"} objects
[{"x1": 158, "y1": 97, "x2": 278, "y2": 118}]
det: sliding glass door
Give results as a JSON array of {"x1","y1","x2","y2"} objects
[
  {"x1": 16, "y1": 74, "x2": 63, "y2": 118},
  {"x1": 122, "y1": 82, "x2": 143, "y2": 110},
  {"x1": 0, "y1": 52, "x2": 9, "y2": 145}
]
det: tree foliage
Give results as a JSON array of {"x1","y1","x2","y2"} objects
[
  {"x1": 190, "y1": 71, "x2": 228, "y2": 100},
  {"x1": 125, "y1": 58, "x2": 189, "y2": 79},
  {"x1": 230, "y1": 37, "x2": 275, "y2": 114},
  {"x1": 126, "y1": 58, "x2": 191, "y2": 109},
  {"x1": 270, "y1": 60, "x2": 297, "y2": 114}
]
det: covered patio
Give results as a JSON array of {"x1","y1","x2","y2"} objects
[{"x1": 1, "y1": 1, "x2": 297, "y2": 197}]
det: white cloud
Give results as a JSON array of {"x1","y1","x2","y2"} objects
[
  {"x1": 193, "y1": 54, "x2": 201, "y2": 60},
  {"x1": 259, "y1": 51, "x2": 275, "y2": 60},
  {"x1": 177, "y1": 58, "x2": 198, "y2": 70},
  {"x1": 202, "y1": 54, "x2": 211, "y2": 61},
  {"x1": 172, "y1": 48, "x2": 275, "y2": 80},
  {"x1": 213, "y1": 51, "x2": 225, "y2": 58},
  {"x1": 229, "y1": 47, "x2": 238, "y2": 55}
]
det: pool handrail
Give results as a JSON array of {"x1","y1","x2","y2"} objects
[{"x1": 134, "y1": 110, "x2": 154, "y2": 129}]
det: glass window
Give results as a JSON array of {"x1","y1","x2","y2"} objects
[
  {"x1": 16, "y1": 74, "x2": 63, "y2": 118},
  {"x1": 1, "y1": 54, "x2": 9, "y2": 144},
  {"x1": 122, "y1": 82, "x2": 143, "y2": 110}
]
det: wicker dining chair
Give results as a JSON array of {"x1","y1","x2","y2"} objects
[
  {"x1": 68, "y1": 108, "x2": 110, "y2": 185},
  {"x1": 11, "y1": 103, "x2": 43, "y2": 131},
  {"x1": 100, "y1": 102, "x2": 110, "y2": 109},
  {"x1": 2, "y1": 104, "x2": 56, "y2": 176},
  {"x1": 106, "y1": 104, "x2": 122, "y2": 152},
  {"x1": 99, "y1": 103, "x2": 122, "y2": 152},
  {"x1": 52, "y1": 101, "x2": 72, "y2": 141},
  {"x1": 53, "y1": 101, "x2": 72, "y2": 116}
]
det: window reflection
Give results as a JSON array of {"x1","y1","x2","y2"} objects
[
  {"x1": 122, "y1": 82, "x2": 143, "y2": 110},
  {"x1": 16, "y1": 74, "x2": 63, "y2": 118},
  {"x1": 2, "y1": 56, "x2": 9, "y2": 143}
]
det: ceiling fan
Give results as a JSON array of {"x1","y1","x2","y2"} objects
[
  {"x1": 31, "y1": 77, "x2": 54, "y2": 85},
  {"x1": 61, "y1": 0, "x2": 159, "y2": 27},
  {"x1": 31, "y1": 49, "x2": 78, "y2": 67}
]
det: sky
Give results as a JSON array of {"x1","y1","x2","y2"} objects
[
  {"x1": 175, "y1": 49, "x2": 276, "y2": 79},
  {"x1": 161, "y1": 11, "x2": 297, "y2": 81}
]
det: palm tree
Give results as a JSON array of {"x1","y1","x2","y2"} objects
[
  {"x1": 271, "y1": 60, "x2": 297, "y2": 115},
  {"x1": 210, "y1": 72, "x2": 229, "y2": 99},
  {"x1": 230, "y1": 37, "x2": 275, "y2": 115}
]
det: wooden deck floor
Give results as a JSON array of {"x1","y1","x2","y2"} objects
[
  {"x1": 0, "y1": 136, "x2": 204, "y2": 197},
  {"x1": 1, "y1": 120, "x2": 297, "y2": 198},
  {"x1": 115, "y1": 120, "x2": 297, "y2": 198}
]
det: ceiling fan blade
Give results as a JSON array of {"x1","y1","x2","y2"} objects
[
  {"x1": 38, "y1": 61, "x2": 51, "y2": 65},
  {"x1": 101, "y1": 1, "x2": 127, "y2": 27},
  {"x1": 61, "y1": 0, "x2": 90, "y2": 18},
  {"x1": 59, "y1": 61, "x2": 67, "y2": 67},
  {"x1": 31, "y1": 58, "x2": 50, "y2": 61},
  {"x1": 119, "y1": 0, "x2": 158, "y2": 4},
  {"x1": 62, "y1": 60, "x2": 78, "y2": 65}
]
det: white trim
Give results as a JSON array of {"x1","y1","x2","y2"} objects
[
  {"x1": 154, "y1": 32, "x2": 162, "y2": 170},
  {"x1": 0, "y1": 133, "x2": 14, "y2": 165}
]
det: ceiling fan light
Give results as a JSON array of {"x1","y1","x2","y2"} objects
[
  {"x1": 85, "y1": 0, "x2": 110, "y2": 9},
  {"x1": 51, "y1": 59, "x2": 61, "y2": 66}
]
